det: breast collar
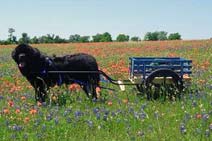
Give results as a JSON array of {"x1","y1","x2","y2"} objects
[{"x1": 41, "y1": 57, "x2": 63, "y2": 86}]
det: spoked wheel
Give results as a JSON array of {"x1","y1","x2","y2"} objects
[{"x1": 145, "y1": 69, "x2": 183, "y2": 100}]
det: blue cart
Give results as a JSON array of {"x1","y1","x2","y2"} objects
[{"x1": 128, "y1": 57, "x2": 192, "y2": 99}]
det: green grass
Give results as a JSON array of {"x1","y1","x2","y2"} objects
[{"x1": 0, "y1": 42, "x2": 212, "y2": 140}]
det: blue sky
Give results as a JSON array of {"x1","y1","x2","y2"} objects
[{"x1": 0, "y1": 0, "x2": 211, "y2": 40}]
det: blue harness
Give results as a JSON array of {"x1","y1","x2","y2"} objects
[{"x1": 41, "y1": 57, "x2": 63, "y2": 86}]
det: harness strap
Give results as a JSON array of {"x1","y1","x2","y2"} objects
[
  {"x1": 44, "y1": 57, "x2": 63, "y2": 86},
  {"x1": 57, "y1": 74, "x2": 62, "y2": 85}
]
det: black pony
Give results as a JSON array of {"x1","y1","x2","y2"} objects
[{"x1": 12, "y1": 44, "x2": 100, "y2": 102}]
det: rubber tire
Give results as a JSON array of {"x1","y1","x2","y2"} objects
[{"x1": 145, "y1": 69, "x2": 183, "y2": 100}]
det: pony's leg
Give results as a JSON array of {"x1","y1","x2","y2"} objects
[
  {"x1": 82, "y1": 83, "x2": 92, "y2": 98},
  {"x1": 34, "y1": 77, "x2": 47, "y2": 102}
]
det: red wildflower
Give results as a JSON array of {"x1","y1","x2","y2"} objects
[
  {"x1": 3, "y1": 108, "x2": 10, "y2": 114},
  {"x1": 15, "y1": 109, "x2": 21, "y2": 114},
  {"x1": 107, "y1": 101, "x2": 113, "y2": 106},
  {"x1": 69, "y1": 83, "x2": 80, "y2": 91},
  {"x1": 29, "y1": 108, "x2": 37, "y2": 115},
  {"x1": 122, "y1": 99, "x2": 129, "y2": 104},
  {"x1": 21, "y1": 96, "x2": 26, "y2": 101},
  {"x1": 37, "y1": 101, "x2": 42, "y2": 107},
  {"x1": 196, "y1": 114, "x2": 202, "y2": 119},
  {"x1": 8, "y1": 100, "x2": 14, "y2": 107},
  {"x1": 24, "y1": 117, "x2": 30, "y2": 123}
]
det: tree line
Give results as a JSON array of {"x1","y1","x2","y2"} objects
[{"x1": 0, "y1": 28, "x2": 181, "y2": 45}]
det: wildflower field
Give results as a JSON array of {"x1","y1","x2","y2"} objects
[{"x1": 0, "y1": 40, "x2": 212, "y2": 140}]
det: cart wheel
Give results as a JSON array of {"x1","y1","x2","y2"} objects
[{"x1": 145, "y1": 69, "x2": 183, "y2": 100}]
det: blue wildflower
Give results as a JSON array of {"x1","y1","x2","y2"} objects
[
  {"x1": 189, "y1": 93, "x2": 193, "y2": 100},
  {"x1": 66, "y1": 117, "x2": 72, "y2": 123},
  {"x1": 74, "y1": 110, "x2": 83, "y2": 120},
  {"x1": 111, "y1": 111, "x2": 116, "y2": 117},
  {"x1": 139, "y1": 112, "x2": 147, "y2": 120},
  {"x1": 38, "y1": 111, "x2": 44, "y2": 117},
  {"x1": 46, "y1": 114, "x2": 53, "y2": 121},
  {"x1": 41, "y1": 102, "x2": 47, "y2": 107},
  {"x1": 180, "y1": 123, "x2": 186, "y2": 134},
  {"x1": 86, "y1": 120, "x2": 93, "y2": 128},
  {"x1": 192, "y1": 100, "x2": 197, "y2": 107},
  {"x1": 116, "y1": 109, "x2": 122, "y2": 115},
  {"x1": 202, "y1": 114, "x2": 209, "y2": 121},
  {"x1": 103, "y1": 114, "x2": 108, "y2": 121},
  {"x1": 140, "y1": 103, "x2": 147, "y2": 110},
  {"x1": 92, "y1": 98, "x2": 98, "y2": 102},
  {"x1": 23, "y1": 134, "x2": 28, "y2": 139},
  {"x1": 183, "y1": 113, "x2": 191, "y2": 122},
  {"x1": 42, "y1": 124, "x2": 46, "y2": 132},
  {"x1": 205, "y1": 129, "x2": 210, "y2": 137},
  {"x1": 54, "y1": 117, "x2": 59, "y2": 125},
  {"x1": 10, "y1": 134, "x2": 17, "y2": 139},
  {"x1": 63, "y1": 108, "x2": 72, "y2": 117},
  {"x1": 104, "y1": 110, "x2": 110, "y2": 116},
  {"x1": 209, "y1": 123, "x2": 212, "y2": 130},
  {"x1": 36, "y1": 133, "x2": 43, "y2": 139},
  {"x1": 34, "y1": 119, "x2": 41, "y2": 127},
  {"x1": 67, "y1": 108, "x2": 72, "y2": 112},
  {"x1": 128, "y1": 107, "x2": 134, "y2": 114},
  {"x1": 208, "y1": 84, "x2": 212, "y2": 90},
  {"x1": 134, "y1": 112, "x2": 139, "y2": 119},
  {"x1": 96, "y1": 113, "x2": 101, "y2": 120},
  {"x1": 93, "y1": 107, "x2": 100, "y2": 114},
  {"x1": 209, "y1": 110, "x2": 212, "y2": 116},
  {"x1": 12, "y1": 124, "x2": 22, "y2": 131},
  {"x1": 63, "y1": 110, "x2": 68, "y2": 117}
]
